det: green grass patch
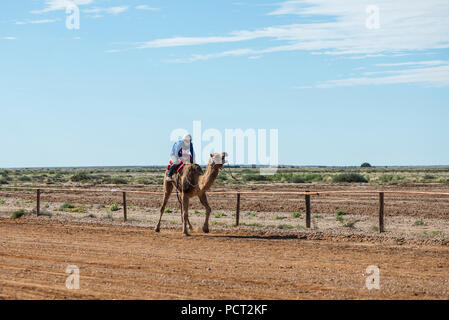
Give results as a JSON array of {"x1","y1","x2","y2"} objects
[
  {"x1": 423, "y1": 231, "x2": 444, "y2": 236},
  {"x1": 214, "y1": 212, "x2": 227, "y2": 218},
  {"x1": 336, "y1": 210, "x2": 346, "y2": 217},
  {"x1": 292, "y1": 211, "x2": 301, "y2": 218},
  {"x1": 59, "y1": 203, "x2": 86, "y2": 213},
  {"x1": 246, "y1": 212, "x2": 256, "y2": 217},
  {"x1": 413, "y1": 220, "x2": 427, "y2": 226},
  {"x1": 11, "y1": 209, "x2": 26, "y2": 219},
  {"x1": 0, "y1": 199, "x2": 5, "y2": 205},
  {"x1": 109, "y1": 204, "x2": 120, "y2": 212},
  {"x1": 313, "y1": 214, "x2": 323, "y2": 219},
  {"x1": 275, "y1": 215, "x2": 286, "y2": 220}
]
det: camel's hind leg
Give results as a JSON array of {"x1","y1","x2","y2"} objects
[
  {"x1": 155, "y1": 174, "x2": 174, "y2": 232},
  {"x1": 199, "y1": 193, "x2": 212, "y2": 233}
]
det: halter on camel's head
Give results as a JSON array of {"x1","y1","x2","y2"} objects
[{"x1": 208, "y1": 152, "x2": 228, "y2": 169}]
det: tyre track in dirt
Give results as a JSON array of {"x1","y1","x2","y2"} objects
[{"x1": 1, "y1": 217, "x2": 449, "y2": 299}]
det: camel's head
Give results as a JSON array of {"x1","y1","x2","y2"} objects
[{"x1": 208, "y1": 152, "x2": 228, "y2": 169}]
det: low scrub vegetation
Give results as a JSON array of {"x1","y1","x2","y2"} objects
[
  {"x1": 109, "y1": 204, "x2": 120, "y2": 212},
  {"x1": 292, "y1": 211, "x2": 301, "y2": 218},
  {"x1": 11, "y1": 209, "x2": 26, "y2": 219},
  {"x1": 333, "y1": 173, "x2": 368, "y2": 183}
]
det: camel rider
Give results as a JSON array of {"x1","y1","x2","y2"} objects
[{"x1": 166, "y1": 134, "x2": 196, "y2": 182}]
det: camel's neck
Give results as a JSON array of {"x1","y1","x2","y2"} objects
[{"x1": 199, "y1": 163, "x2": 220, "y2": 192}]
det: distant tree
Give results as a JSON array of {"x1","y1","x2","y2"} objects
[{"x1": 361, "y1": 162, "x2": 372, "y2": 168}]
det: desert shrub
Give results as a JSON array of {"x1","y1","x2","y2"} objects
[
  {"x1": 136, "y1": 177, "x2": 152, "y2": 185},
  {"x1": 0, "y1": 199, "x2": 5, "y2": 205},
  {"x1": 292, "y1": 211, "x2": 301, "y2": 218},
  {"x1": 109, "y1": 204, "x2": 120, "y2": 211},
  {"x1": 59, "y1": 203, "x2": 86, "y2": 213},
  {"x1": 413, "y1": 220, "x2": 427, "y2": 226},
  {"x1": 378, "y1": 175, "x2": 394, "y2": 184},
  {"x1": 0, "y1": 178, "x2": 9, "y2": 185},
  {"x1": 111, "y1": 177, "x2": 128, "y2": 185},
  {"x1": 336, "y1": 210, "x2": 346, "y2": 217},
  {"x1": 214, "y1": 212, "x2": 227, "y2": 218},
  {"x1": 11, "y1": 209, "x2": 26, "y2": 219},
  {"x1": 60, "y1": 203, "x2": 75, "y2": 210},
  {"x1": 70, "y1": 172, "x2": 92, "y2": 182},
  {"x1": 291, "y1": 175, "x2": 306, "y2": 183},
  {"x1": 333, "y1": 173, "x2": 368, "y2": 183},
  {"x1": 242, "y1": 174, "x2": 271, "y2": 182}
]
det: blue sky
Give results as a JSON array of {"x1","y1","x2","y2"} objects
[{"x1": 1, "y1": 0, "x2": 448, "y2": 168}]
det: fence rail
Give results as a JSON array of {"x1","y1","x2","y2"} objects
[{"x1": 1, "y1": 186, "x2": 448, "y2": 232}]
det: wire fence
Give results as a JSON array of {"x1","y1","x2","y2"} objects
[{"x1": 1, "y1": 186, "x2": 449, "y2": 233}]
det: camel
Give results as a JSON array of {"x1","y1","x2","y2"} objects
[{"x1": 155, "y1": 152, "x2": 228, "y2": 236}]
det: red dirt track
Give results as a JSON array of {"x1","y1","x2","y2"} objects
[{"x1": 1, "y1": 217, "x2": 449, "y2": 299}]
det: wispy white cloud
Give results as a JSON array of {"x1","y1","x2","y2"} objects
[
  {"x1": 104, "y1": 0, "x2": 449, "y2": 87},
  {"x1": 15, "y1": 19, "x2": 59, "y2": 25},
  {"x1": 135, "y1": 0, "x2": 449, "y2": 58},
  {"x1": 83, "y1": 6, "x2": 129, "y2": 15},
  {"x1": 302, "y1": 61, "x2": 449, "y2": 88},
  {"x1": 135, "y1": 5, "x2": 159, "y2": 11},
  {"x1": 3, "y1": 36, "x2": 17, "y2": 40},
  {"x1": 31, "y1": 0, "x2": 93, "y2": 14}
]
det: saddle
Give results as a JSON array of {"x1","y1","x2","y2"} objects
[{"x1": 167, "y1": 160, "x2": 185, "y2": 174}]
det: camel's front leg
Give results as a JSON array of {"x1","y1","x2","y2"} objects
[
  {"x1": 199, "y1": 193, "x2": 212, "y2": 233},
  {"x1": 155, "y1": 174, "x2": 174, "y2": 232},
  {"x1": 182, "y1": 195, "x2": 190, "y2": 236}
]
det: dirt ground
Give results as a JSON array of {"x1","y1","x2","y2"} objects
[
  {"x1": 1, "y1": 184, "x2": 449, "y2": 300},
  {"x1": 1, "y1": 216, "x2": 449, "y2": 300}
]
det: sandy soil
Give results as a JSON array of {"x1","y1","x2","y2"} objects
[
  {"x1": 1, "y1": 184, "x2": 448, "y2": 299},
  {"x1": 1, "y1": 217, "x2": 449, "y2": 300}
]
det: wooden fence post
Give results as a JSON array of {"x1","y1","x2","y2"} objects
[
  {"x1": 235, "y1": 193, "x2": 240, "y2": 226},
  {"x1": 379, "y1": 192, "x2": 384, "y2": 233},
  {"x1": 123, "y1": 192, "x2": 127, "y2": 222},
  {"x1": 305, "y1": 190, "x2": 311, "y2": 229},
  {"x1": 36, "y1": 189, "x2": 40, "y2": 216}
]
